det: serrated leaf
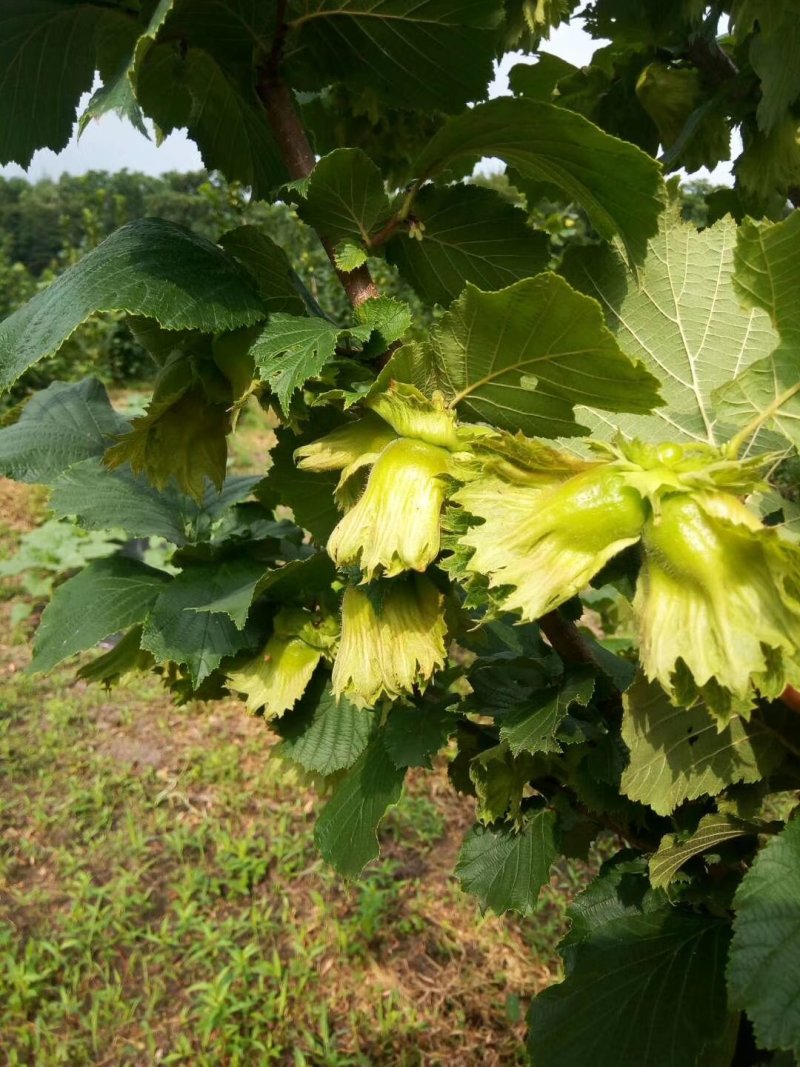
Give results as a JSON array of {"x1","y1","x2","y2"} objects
[
  {"x1": 383, "y1": 704, "x2": 456, "y2": 769},
  {"x1": 0, "y1": 219, "x2": 266, "y2": 392},
  {"x1": 260, "y1": 428, "x2": 341, "y2": 543},
  {"x1": 252, "y1": 315, "x2": 369, "y2": 410},
  {"x1": 412, "y1": 97, "x2": 665, "y2": 265},
  {"x1": 286, "y1": 0, "x2": 502, "y2": 113},
  {"x1": 0, "y1": 1, "x2": 132, "y2": 167},
  {"x1": 0, "y1": 379, "x2": 129, "y2": 484},
  {"x1": 734, "y1": 0, "x2": 800, "y2": 134},
  {"x1": 500, "y1": 666, "x2": 595, "y2": 756},
  {"x1": 219, "y1": 227, "x2": 306, "y2": 316},
  {"x1": 386, "y1": 184, "x2": 550, "y2": 306},
  {"x1": 81, "y1": 0, "x2": 174, "y2": 135},
  {"x1": 314, "y1": 735, "x2": 406, "y2": 877},
  {"x1": 728, "y1": 817, "x2": 800, "y2": 1056},
  {"x1": 562, "y1": 208, "x2": 778, "y2": 446},
  {"x1": 141, "y1": 564, "x2": 259, "y2": 686},
  {"x1": 455, "y1": 812, "x2": 557, "y2": 916},
  {"x1": 355, "y1": 296, "x2": 412, "y2": 348},
  {"x1": 31, "y1": 557, "x2": 169, "y2": 674},
  {"x1": 509, "y1": 55, "x2": 576, "y2": 101},
  {"x1": 528, "y1": 905, "x2": 732, "y2": 1067},
  {"x1": 334, "y1": 242, "x2": 368, "y2": 272},
  {"x1": 649, "y1": 814, "x2": 753, "y2": 889},
  {"x1": 135, "y1": 37, "x2": 286, "y2": 197},
  {"x1": 425, "y1": 275, "x2": 661, "y2": 437},
  {"x1": 50, "y1": 458, "x2": 190, "y2": 545},
  {"x1": 620, "y1": 674, "x2": 782, "y2": 816},
  {"x1": 297, "y1": 148, "x2": 392, "y2": 246},
  {"x1": 714, "y1": 212, "x2": 800, "y2": 451},
  {"x1": 470, "y1": 744, "x2": 539, "y2": 824},
  {"x1": 274, "y1": 672, "x2": 374, "y2": 776}
]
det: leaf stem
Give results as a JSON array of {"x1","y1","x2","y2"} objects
[{"x1": 728, "y1": 380, "x2": 800, "y2": 455}]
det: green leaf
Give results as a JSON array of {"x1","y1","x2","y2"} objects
[
  {"x1": 296, "y1": 148, "x2": 392, "y2": 246},
  {"x1": 219, "y1": 227, "x2": 306, "y2": 316},
  {"x1": 141, "y1": 564, "x2": 259, "y2": 686},
  {"x1": 314, "y1": 735, "x2": 406, "y2": 877},
  {"x1": 384, "y1": 704, "x2": 456, "y2": 769},
  {"x1": 734, "y1": 0, "x2": 800, "y2": 134},
  {"x1": 424, "y1": 275, "x2": 662, "y2": 437},
  {"x1": 0, "y1": 378, "x2": 129, "y2": 484},
  {"x1": 714, "y1": 212, "x2": 800, "y2": 451},
  {"x1": 260, "y1": 428, "x2": 341, "y2": 543},
  {"x1": 0, "y1": 219, "x2": 266, "y2": 393},
  {"x1": 563, "y1": 207, "x2": 778, "y2": 446},
  {"x1": 354, "y1": 296, "x2": 412, "y2": 348},
  {"x1": 286, "y1": 0, "x2": 502, "y2": 113},
  {"x1": 81, "y1": 0, "x2": 175, "y2": 135},
  {"x1": 528, "y1": 905, "x2": 732, "y2": 1067},
  {"x1": 649, "y1": 814, "x2": 753, "y2": 890},
  {"x1": 620, "y1": 674, "x2": 783, "y2": 816},
  {"x1": 455, "y1": 812, "x2": 558, "y2": 916},
  {"x1": 386, "y1": 184, "x2": 550, "y2": 306},
  {"x1": 333, "y1": 242, "x2": 368, "y2": 272},
  {"x1": 50, "y1": 458, "x2": 189, "y2": 545},
  {"x1": 0, "y1": 1, "x2": 131, "y2": 166},
  {"x1": 470, "y1": 744, "x2": 539, "y2": 824},
  {"x1": 252, "y1": 315, "x2": 369, "y2": 410},
  {"x1": 196, "y1": 553, "x2": 336, "y2": 625},
  {"x1": 728, "y1": 817, "x2": 800, "y2": 1056},
  {"x1": 135, "y1": 39, "x2": 286, "y2": 197},
  {"x1": 500, "y1": 666, "x2": 595, "y2": 756},
  {"x1": 509, "y1": 55, "x2": 576, "y2": 101},
  {"x1": 274, "y1": 673, "x2": 374, "y2": 776},
  {"x1": 31, "y1": 557, "x2": 169, "y2": 674},
  {"x1": 412, "y1": 97, "x2": 665, "y2": 265}
]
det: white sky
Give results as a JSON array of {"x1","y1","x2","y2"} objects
[{"x1": 0, "y1": 19, "x2": 733, "y2": 185}]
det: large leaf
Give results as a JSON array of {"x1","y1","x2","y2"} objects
[
  {"x1": 285, "y1": 0, "x2": 501, "y2": 113},
  {"x1": 126, "y1": 0, "x2": 286, "y2": 195},
  {"x1": 260, "y1": 429, "x2": 341, "y2": 543},
  {"x1": 528, "y1": 903, "x2": 732, "y2": 1067},
  {"x1": 81, "y1": 0, "x2": 175, "y2": 134},
  {"x1": 386, "y1": 184, "x2": 550, "y2": 306},
  {"x1": 714, "y1": 212, "x2": 800, "y2": 451},
  {"x1": 296, "y1": 148, "x2": 392, "y2": 246},
  {"x1": 50, "y1": 458, "x2": 190, "y2": 545},
  {"x1": 412, "y1": 97, "x2": 665, "y2": 265},
  {"x1": 31, "y1": 557, "x2": 168, "y2": 674},
  {"x1": 620, "y1": 674, "x2": 782, "y2": 816},
  {"x1": 424, "y1": 275, "x2": 662, "y2": 437},
  {"x1": 141, "y1": 563, "x2": 260, "y2": 686},
  {"x1": 734, "y1": 0, "x2": 800, "y2": 134},
  {"x1": 0, "y1": 219, "x2": 267, "y2": 392},
  {"x1": 455, "y1": 812, "x2": 558, "y2": 916},
  {"x1": 0, "y1": 379, "x2": 129, "y2": 484},
  {"x1": 0, "y1": 1, "x2": 132, "y2": 166},
  {"x1": 383, "y1": 704, "x2": 456, "y2": 769},
  {"x1": 219, "y1": 227, "x2": 306, "y2": 316},
  {"x1": 314, "y1": 735, "x2": 406, "y2": 877},
  {"x1": 274, "y1": 673, "x2": 374, "y2": 776},
  {"x1": 562, "y1": 209, "x2": 778, "y2": 446},
  {"x1": 649, "y1": 814, "x2": 753, "y2": 890},
  {"x1": 728, "y1": 817, "x2": 800, "y2": 1056}
]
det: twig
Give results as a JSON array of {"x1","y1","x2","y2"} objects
[{"x1": 538, "y1": 610, "x2": 598, "y2": 667}]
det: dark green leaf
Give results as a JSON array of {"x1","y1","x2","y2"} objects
[
  {"x1": 650, "y1": 814, "x2": 753, "y2": 890},
  {"x1": 500, "y1": 666, "x2": 595, "y2": 756},
  {"x1": 314, "y1": 735, "x2": 406, "y2": 877},
  {"x1": 0, "y1": 219, "x2": 266, "y2": 392},
  {"x1": 386, "y1": 184, "x2": 550, "y2": 306},
  {"x1": 219, "y1": 227, "x2": 306, "y2": 315},
  {"x1": 384, "y1": 704, "x2": 456, "y2": 769},
  {"x1": 728, "y1": 817, "x2": 800, "y2": 1057},
  {"x1": 274, "y1": 672, "x2": 374, "y2": 776},
  {"x1": 425, "y1": 275, "x2": 662, "y2": 437},
  {"x1": 0, "y1": 379, "x2": 129, "y2": 484},
  {"x1": 413, "y1": 97, "x2": 665, "y2": 265},
  {"x1": 286, "y1": 0, "x2": 502, "y2": 113},
  {"x1": 31, "y1": 557, "x2": 168, "y2": 674},
  {"x1": 260, "y1": 428, "x2": 342, "y2": 543},
  {"x1": 141, "y1": 564, "x2": 259, "y2": 685},
  {"x1": 528, "y1": 906, "x2": 732, "y2": 1067},
  {"x1": 456, "y1": 812, "x2": 558, "y2": 916},
  {"x1": 296, "y1": 148, "x2": 392, "y2": 245}
]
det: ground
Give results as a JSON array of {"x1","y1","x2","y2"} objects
[{"x1": 0, "y1": 409, "x2": 584, "y2": 1066}]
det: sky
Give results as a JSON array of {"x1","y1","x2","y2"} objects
[{"x1": 0, "y1": 19, "x2": 733, "y2": 185}]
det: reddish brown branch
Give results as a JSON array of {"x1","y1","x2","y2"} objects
[{"x1": 538, "y1": 610, "x2": 598, "y2": 667}]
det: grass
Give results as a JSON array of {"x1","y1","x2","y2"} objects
[{"x1": 0, "y1": 420, "x2": 584, "y2": 1065}]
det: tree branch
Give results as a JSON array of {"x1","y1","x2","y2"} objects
[
  {"x1": 256, "y1": 20, "x2": 379, "y2": 309},
  {"x1": 538, "y1": 610, "x2": 600, "y2": 667}
]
